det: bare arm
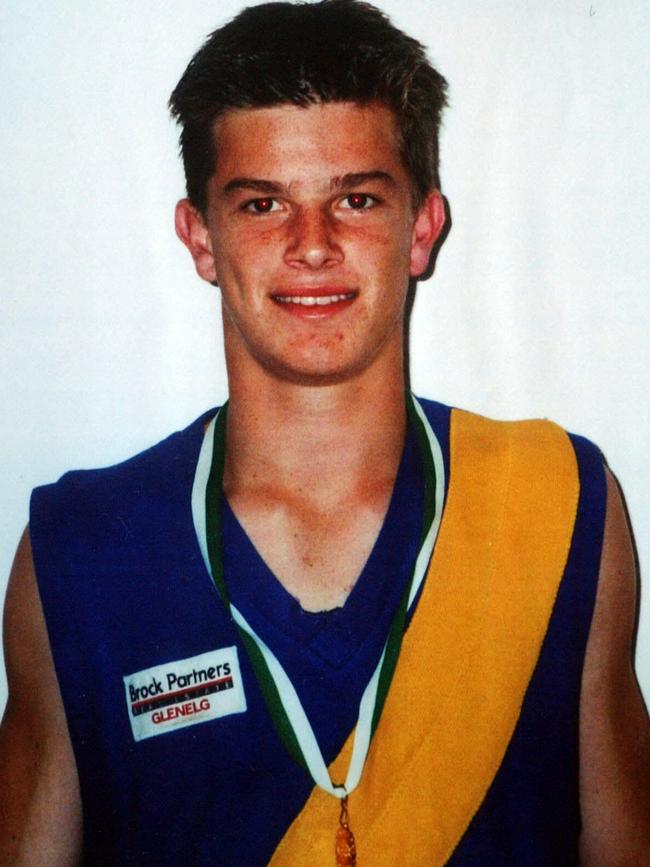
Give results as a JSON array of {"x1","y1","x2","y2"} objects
[
  {"x1": 0, "y1": 529, "x2": 82, "y2": 866},
  {"x1": 580, "y1": 468, "x2": 650, "y2": 866}
]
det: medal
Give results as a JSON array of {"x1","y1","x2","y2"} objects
[
  {"x1": 191, "y1": 393, "x2": 445, "y2": 863},
  {"x1": 335, "y1": 793, "x2": 357, "y2": 866}
]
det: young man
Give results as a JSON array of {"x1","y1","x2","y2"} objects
[{"x1": 1, "y1": 1, "x2": 649, "y2": 864}]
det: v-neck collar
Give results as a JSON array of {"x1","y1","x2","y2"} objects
[{"x1": 220, "y1": 421, "x2": 424, "y2": 669}]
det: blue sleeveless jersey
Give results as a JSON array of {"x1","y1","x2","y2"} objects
[{"x1": 29, "y1": 399, "x2": 605, "y2": 865}]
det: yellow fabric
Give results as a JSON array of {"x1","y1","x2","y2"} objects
[{"x1": 269, "y1": 408, "x2": 580, "y2": 867}]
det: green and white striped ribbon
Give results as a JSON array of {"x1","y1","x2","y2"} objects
[{"x1": 191, "y1": 393, "x2": 445, "y2": 799}]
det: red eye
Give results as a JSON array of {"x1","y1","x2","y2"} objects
[
  {"x1": 245, "y1": 197, "x2": 278, "y2": 213},
  {"x1": 348, "y1": 193, "x2": 370, "y2": 208},
  {"x1": 252, "y1": 198, "x2": 274, "y2": 212},
  {"x1": 345, "y1": 193, "x2": 372, "y2": 209}
]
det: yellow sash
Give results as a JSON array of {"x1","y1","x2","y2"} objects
[{"x1": 270, "y1": 407, "x2": 579, "y2": 866}]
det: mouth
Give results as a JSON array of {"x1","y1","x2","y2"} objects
[
  {"x1": 274, "y1": 292, "x2": 356, "y2": 307},
  {"x1": 271, "y1": 290, "x2": 358, "y2": 318}
]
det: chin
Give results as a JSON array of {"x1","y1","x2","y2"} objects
[
  {"x1": 238, "y1": 324, "x2": 400, "y2": 388},
  {"x1": 261, "y1": 350, "x2": 371, "y2": 387},
  {"x1": 268, "y1": 363, "x2": 363, "y2": 387}
]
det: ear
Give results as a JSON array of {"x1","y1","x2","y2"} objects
[
  {"x1": 174, "y1": 198, "x2": 217, "y2": 284},
  {"x1": 409, "y1": 190, "x2": 446, "y2": 278}
]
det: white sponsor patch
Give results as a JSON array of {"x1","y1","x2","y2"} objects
[{"x1": 124, "y1": 646, "x2": 246, "y2": 741}]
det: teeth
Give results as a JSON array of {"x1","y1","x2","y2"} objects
[{"x1": 275, "y1": 293, "x2": 355, "y2": 306}]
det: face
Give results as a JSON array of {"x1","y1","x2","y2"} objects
[{"x1": 176, "y1": 101, "x2": 444, "y2": 386}]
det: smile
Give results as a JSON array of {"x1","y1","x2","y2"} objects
[
  {"x1": 270, "y1": 290, "x2": 358, "y2": 320},
  {"x1": 273, "y1": 293, "x2": 357, "y2": 306}
]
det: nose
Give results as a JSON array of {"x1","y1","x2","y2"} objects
[{"x1": 284, "y1": 207, "x2": 343, "y2": 270}]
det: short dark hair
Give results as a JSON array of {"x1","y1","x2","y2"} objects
[{"x1": 169, "y1": 0, "x2": 448, "y2": 213}]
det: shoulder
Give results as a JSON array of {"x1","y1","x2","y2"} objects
[
  {"x1": 585, "y1": 469, "x2": 638, "y2": 666},
  {"x1": 0, "y1": 529, "x2": 82, "y2": 861},
  {"x1": 28, "y1": 409, "x2": 217, "y2": 614},
  {"x1": 32, "y1": 409, "x2": 216, "y2": 508},
  {"x1": 443, "y1": 402, "x2": 605, "y2": 484},
  {"x1": 440, "y1": 402, "x2": 605, "y2": 491},
  {"x1": 2, "y1": 531, "x2": 62, "y2": 720},
  {"x1": 579, "y1": 466, "x2": 650, "y2": 862},
  {"x1": 30, "y1": 410, "x2": 216, "y2": 543}
]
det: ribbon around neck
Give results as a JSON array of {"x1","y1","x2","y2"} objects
[{"x1": 191, "y1": 393, "x2": 445, "y2": 799}]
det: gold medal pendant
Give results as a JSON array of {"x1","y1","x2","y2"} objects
[{"x1": 335, "y1": 795, "x2": 357, "y2": 866}]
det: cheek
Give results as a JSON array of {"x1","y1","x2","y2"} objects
[
  {"x1": 356, "y1": 234, "x2": 412, "y2": 292},
  {"x1": 211, "y1": 244, "x2": 251, "y2": 289},
  {"x1": 352, "y1": 216, "x2": 413, "y2": 260},
  {"x1": 215, "y1": 228, "x2": 280, "y2": 281}
]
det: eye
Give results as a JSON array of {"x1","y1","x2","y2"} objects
[
  {"x1": 244, "y1": 197, "x2": 280, "y2": 214},
  {"x1": 341, "y1": 193, "x2": 376, "y2": 210}
]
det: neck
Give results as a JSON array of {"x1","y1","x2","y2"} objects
[
  {"x1": 219, "y1": 335, "x2": 408, "y2": 610},
  {"x1": 223, "y1": 353, "x2": 407, "y2": 504}
]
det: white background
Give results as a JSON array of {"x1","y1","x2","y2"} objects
[{"x1": 1, "y1": 0, "x2": 649, "y2": 713}]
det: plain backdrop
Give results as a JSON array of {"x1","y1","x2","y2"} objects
[{"x1": 1, "y1": 0, "x2": 649, "y2": 713}]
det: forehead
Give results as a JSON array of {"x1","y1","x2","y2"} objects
[{"x1": 211, "y1": 101, "x2": 406, "y2": 187}]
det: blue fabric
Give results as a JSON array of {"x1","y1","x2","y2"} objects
[
  {"x1": 30, "y1": 400, "x2": 448, "y2": 866},
  {"x1": 222, "y1": 397, "x2": 451, "y2": 763},
  {"x1": 29, "y1": 401, "x2": 604, "y2": 866},
  {"x1": 223, "y1": 427, "x2": 420, "y2": 761},
  {"x1": 447, "y1": 433, "x2": 606, "y2": 866}
]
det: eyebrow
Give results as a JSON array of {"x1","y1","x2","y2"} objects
[
  {"x1": 331, "y1": 171, "x2": 397, "y2": 191},
  {"x1": 221, "y1": 170, "x2": 397, "y2": 197},
  {"x1": 222, "y1": 177, "x2": 285, "y2": 196}
]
